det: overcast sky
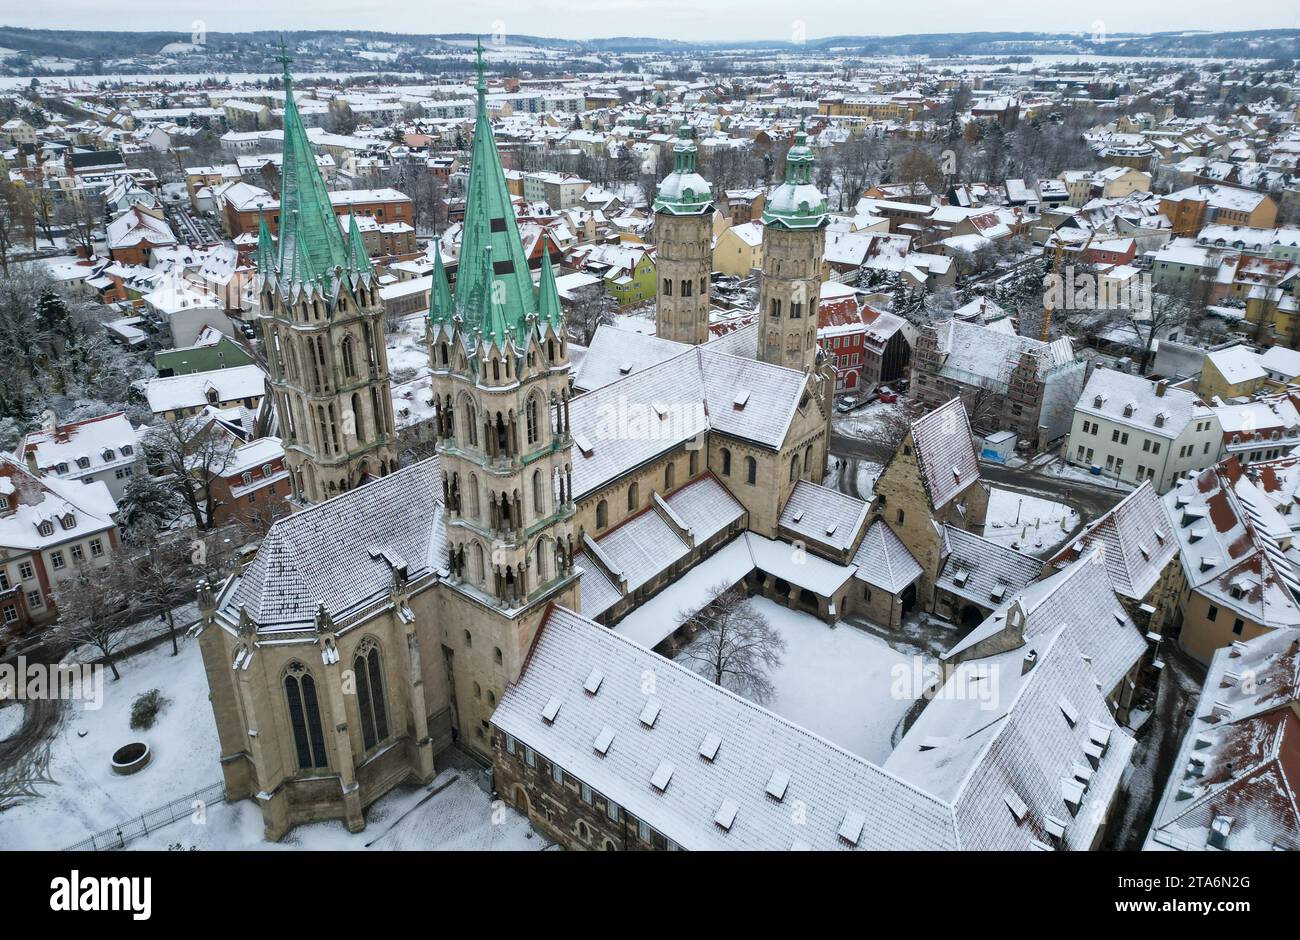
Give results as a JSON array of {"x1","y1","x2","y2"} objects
[{"x1": 11, "y1": 1, "x2": 1300, "y2": 43}]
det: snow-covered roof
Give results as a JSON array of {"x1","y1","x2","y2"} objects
[
  {"x1": 851, "y1": 519, "x2": 923, "y2": 593},
  {"x1": 1049, "y1": 481, "x2": 1177, "y2": 602},
  {"x1": 492, "y1": 605, "x2": 959, "y2": 850},
  {"x1": 0, "y1": 457, "x2": 117, "y2": 553},
  {"x1": 222, "y1": 457, "x2": 446, "y2": 632},
  {"x1": 145, "y1": 364, "x2": 266, "y2": 414},
  {"x1": 18, "y1": 411, "x2": 139, "y2": 477},
  {"x1": 1148, "y1": 628, "x2": 1300, "y2": 851},
  {"x1": 936, "y1": 526, "x2": 1043, "y2": 610},
  {"x1": 1076, "y1": 367, "x2": 1209, "y2": 438},
  {"x1": 909, "y1": 397, "x2": 983, "y2": 512},
  {"x1": 779, "y1": 481, "x2": 868, "y2": 555}
]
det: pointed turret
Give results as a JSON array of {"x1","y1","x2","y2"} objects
[
  {"x1": 255, "y1": 211, "x2": 275, "y2": 280},
  {"x1": 453, "y1": 38, "x2": 538, "y2": 334},
  {"x1": 536, "y1": 241, "x2": 564, "y2": 332},
  {"x1": 271, "y1": 39, "x2": 356, "y2": 295},
  {"x1": 428, "y1": 238, "x2": 454, "y2": 327},
  {"x1": 344, "y1": 212, "x2": 372, "y2": 276},
  {"x1": 478, "y1": 247, "x2": 511, "y2": 348}
]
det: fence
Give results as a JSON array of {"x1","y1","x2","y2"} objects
[{"x1": 62, "y1": 781, "x2": 225, "y2": 851}]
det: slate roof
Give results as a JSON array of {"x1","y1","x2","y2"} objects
[
  {"x1": 945, "y1": 551, "x2": 1148, "y2": 698},
  {"x1": 225, "y1": 457, "x2": 446, "y2": 631},
  {"x1": 779, "y1": 480, "x2": 869, "y2": 555},
  {"x1": 1049, "y1": 481, "x2": 1176, "y2": 602},
  {"x1": 937, "y1": 526, "x2": 1043, "y2": 609},
  {"x1": 1148, "y1": 629, "x2": 1300, "y2": 851},
  {"x1": 1161, "y1": 460, "x2": 1300, "y2": 630},
  {"x1": 568, "y1": 345, "x2": 809, "y2": 498},
  {"x1": 493, "y1": 606, "x2": 960, "y2": 850},
  {"x1": 930, "y1": 319, "x2": 1074, "y2": 393},
  {"x1": 909, "y1": 397, "x2": 982, "y2": 511},
  {"x1": 851, "y1": 520, "x2": 923, "y2": 593},
  {"x1": 571, "y1": 326, "x2": 689, "y2": 392},
  {"x1": 888, "y1": 624, "x2": 1135, "y2": 852}
]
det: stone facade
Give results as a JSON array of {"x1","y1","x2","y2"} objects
[
  {"x1": 654, "y1": 211, "x2": 712, "y2": 345},
  {"x1": 758, "y1": 224, "x2": 825, "y2": 373}
]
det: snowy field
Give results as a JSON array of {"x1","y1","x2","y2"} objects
[
  {"x1": 385, "y1": 315, "x2": 432, "y2": 379},
  {"x1": 0, "y1": 701, "x2": 23, "y2": 740},
  {"x1": 679, "y1": 597, "x2": 920, "y2": 764},
  {"x1": 0, "y1": 634, "x2": 535, "y2": 851},
  {"x1": 982, "y1": 487, "x2": 1079, "y2": 557}
]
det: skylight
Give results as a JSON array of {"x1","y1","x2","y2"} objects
[
  {"x1": 640, "y1": 697, "x2": 661, "y2": 727},
  {"x1": 699, "y1": 732, "x2": 721, "y2": 761},
  {"x1": 651, "y1": 760, "x2": 675, "y2": 792},
  {"x1": 594, "y1": 725, "x2": 615, "y2": 755},
  {"x1": 766, "y1": 768, "x2": 790, "y2": 801},
  {"x1": 541, "y1": 696, "x2": 562, "y2": 723}
]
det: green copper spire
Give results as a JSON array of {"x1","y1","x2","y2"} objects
[
  {"x1": 270, "y1": 40, "x2": 354, "y2": 288},
  {"x1": 762, "y1": 119, "x2": 828, "y2": 231},
  {"x1": 536, "y1": 240, "x2": 564, "y2": 330},
  {"x1": 255, "y1": 210, "x2": 275, "y2": 275},
  {"x1": 428, "y1": 238, "x2": 453, "y2": 325},
  {"x1": 345, "y1": 212, "x2": 372, "y2": 275},
  {"x1": 453, "y1": 38, "x2": 538, "y2": 334},
  {"x1": 653, "y1": 123, "x2": 713, "y2": 215},
  {"x1": 479, "y1": 247, "x2": 510, "y2": 347}
]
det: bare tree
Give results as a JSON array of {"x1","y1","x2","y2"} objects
[
  {"x1": 140, "y1": 415, "x2": 238, "y2": 532},
  {"x1": 52, "y1": 562, "x2": 135, "y2": 681},
  {"x1": 128, "y1": 524, "x2": 199, "y2": 656},
  {"x1": 679, "y1": 582, "x2": 785, "y2": 703},
  {"x1": 565, "y1": 289, "x2": 617, "y2": 345}
]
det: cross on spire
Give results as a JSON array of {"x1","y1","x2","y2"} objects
[
  {"x1": 276, "y1": 37, "x2": 293, "y2": 88},
  {"x1": 474, "y1": 37, "x2": 487, "y2": 95}
]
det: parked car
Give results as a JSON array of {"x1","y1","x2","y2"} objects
[
  {"x1": 835, "y1": 396, "x2": 859, "y2": 414},
  {"x1": 878, "y1": 387, "x2": 898, "y2": 404}
]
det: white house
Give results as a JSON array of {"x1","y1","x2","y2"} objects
[{"x1": 1067, "y1": 368, "x2": 1220, "y2": 492}]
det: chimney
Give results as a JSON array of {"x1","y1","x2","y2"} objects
[
  {"x1": 1156, "y1": 380, "x2": 1167, "y2": 397},
  {"x1": 1022, "y1": 648, "x2": 1038, "y2": 675}
]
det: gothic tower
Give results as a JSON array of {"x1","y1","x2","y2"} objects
[
  {"x1": 258, "y1": 46, "x2": 397, "y2": 505},
  {"x1": 428, "y1": 41, "x2": 577, "y2": 621},
  {"x1": 653, "y1": 125, "x2": 714, "y2": 345},
  {"x1": 757, "y1": 122, "x2": 830, "y2": 373}
]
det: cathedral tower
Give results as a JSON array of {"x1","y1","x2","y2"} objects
[
  {"x1": 757, "y1": 121, "x2": 829, "y2": 373},
  {"x1": 428, "y1": 42, "x2": 577, "y2": 618},
  {"x1": 258, "y1": 46, "x2": 397, "y2": 505},
  {"x1": 653, "y1": 124, "x2": 714, "y2": 345}
]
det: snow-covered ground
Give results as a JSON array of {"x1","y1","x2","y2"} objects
[
  {"x1": 385, "y1": 316, "x2": 432, "y2": 379},
  {"x1": 679, "y1": 596, "x2": 921, "y2": 764},
  {"x1": 1032, "y1": 454, "x2": 1137, "y2": 492},
  {"x1": 833, "y1": 399, "x2": 910, "y2": 443},
  {"x1": 0, "y1": 633, "x2": 534, "y2": 851},
  {"x1": 982, "y1": 487, "x2": 1079, "y2": 557},
  {"x1": 129, "y1": 769, "x2": 541, "y2": 851},
  {"x1": 0, "y1": 701, "x2": 24, "y2": 741}
]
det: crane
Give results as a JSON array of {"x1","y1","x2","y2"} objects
[{"x1": 1040, "y1": 230, "x2": 1094, "y2": 342}]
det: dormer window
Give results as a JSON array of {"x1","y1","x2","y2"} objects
[
  {"x1": 121, "y1": 445, "x2": 133, "y2": 456},
  {"x1": 60, "y1": 513, "x2": 75, "y2": 530},
  {"x1": 76, "y1": 457, "x2": 89, "y2": 469},
  {"x1": 1093, "y1": 395, "x2": 1104, "y2": 408},
  {"x1": 56, "y1": 462, "x2": 68, "y2": 474},
  {"x1": 262, "y1": 463, "x2": 273, "y2": 476},
  {"x1": 37, "y1": 521, "x2": 54, "y2": 537},
  {"x1": 102, "y1": 449, "x2": 114, "y2": 461},
  {"x1": 242, "y1": 471, "x2": 252, "y2": 485},
  {"x1": 0, "y1": 495, "x2": 8, "y2": 511}
]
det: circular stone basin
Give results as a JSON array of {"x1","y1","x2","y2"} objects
[{"x1": 111, "y1": 742, "x2": 152, "y2": 776}]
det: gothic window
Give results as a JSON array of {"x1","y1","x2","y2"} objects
[
  {"x1": 745, "y1": 456, "x2": 757, "y2": 486},
  {"x1": 439, "y1": 342, "x2": 449, "y2": 366},
  {"x1": 596, "y1": 499, "x2": 608, "y2": 529},
  {"x1": 328, "y1": 403, "x2": 341, "y2": 452},
  {"x1": 721, "y1": 447, "x2": 731, "y2": 476},
  {"x1": 468, "y1": 474, "x2": 481, "y2": 519},
  {"x1": 284, "y1": 665, "x2": 327, "y2": 771},
  {"x1": 341, "y1": 335, "x2": 357, "y2": 378},
  {"x1": 351, "y1": 393, "x2": 363, "y2": 441},
  {"x1": 353, "y1": 639, "x2": 390, "y2": 753},
  {"x1": 791, "y1": 301, "x2": 802, "y2": 319},
  {"x1": 627, "y1": 482, "x2": 639, "y2": 511},
  {"x1": 472, "y1": 542, "x2": 485, "y2": 584},
  {"x1": 770, "y1": 298, "x2": 782, "y2": 318},
  {"x1": 663, "y1": 278, "x2": 672, "y2": 296},
  {"x1": 492, "y1": 358, "x2": 500, "y2": 382},
  {"x1": 665, "y1": 462, "x2": 675, "y2": 491},
  {"x1": 371, "y1": 387, "x2": 385, "y2": 437},
  {"x1": 532, "y1": 469, "x2": 544, "y2": 516},
  {"x1": 681, "y1": 279, "x2": 692, "y2": 297},
  {"x1": 526, "y1": 396, "x2": 540, "y2": 445},
  {"x1": 689, "y1": 450, "x2": 699, "y2": 476},
  {"x1": 535, "y1": 539, "x2": 547, "y2": 583},
  {"x1": 790, "y1": 454, "x2": 800, "y2": 482}
]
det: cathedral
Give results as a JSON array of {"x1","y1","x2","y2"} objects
[{"x1": 197, "y1": 44, "x2": 842, "y2": 843}]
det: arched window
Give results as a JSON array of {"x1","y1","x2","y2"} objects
[
  {"x1": 721, "y1": 448, "x2": 731, "y2": 476},
  {"x1": 532, "y1": 469, "x2": 544, "y2": 517},
  {"x1": 627, "y1": 482, "x2": 639, "y2": 511},
  {"x1": 665, "y1": 462, "x2": 675, "y2": 491},
  {"x1": 663, "y1": 278, "x2": 673, "y2": 296},
  {"x1": 681, "y1": 279, "x2": 692, "y2": 297},
  {"x1": 790, "y1": 454, "x2": 799, "y2": 482},
  {"x1": 596, "y1": 499, "x2": 608, "y2": 529},
  {"x1": 689, "y1": 450, "x2": 699, "y2": 476},
  {"x1": 284, "y1": 665, "x2": 327, "y2": 770},
  {"x1": 468, "y1": 474, "x2": 481, "y2": 519},
  {"x1": 746, "y1": 456, "x2": 757, "y2": 486},
  {"x1": 353, "y1": 640, "x2": 389, "y2": 752},
  {"x1": 770, "y1": 298, "x2": 782, "y2": 318},
  {"x1": 341, "y1": 335, "x2": 357, "y2": 377},
  {"x1": 526, "y1": 396, "x2": 540, "y2": 445}
]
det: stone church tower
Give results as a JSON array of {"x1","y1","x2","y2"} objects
[
  {"x1": 427, "y1": 44, "x2": 580, "y2": 754},
  {"x1": 258, "y1": 48, "x2": 397, "y2": 505},
  {"x1": 653, "y1": 125, "x2": 714, "y2": 345},
  {"x1": 757, "y1": 122, "x2": 830, "y2": 373}
]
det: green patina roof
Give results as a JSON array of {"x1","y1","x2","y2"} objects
[
  {"x1": 762, "y1": 119, "x2": 829, "y2": 231},
  {"x1": 259, "y1": 41, "x2": 372, "y2": 300},
  {"x1": 653, "y1": 123, "x2": 713, "y2": 216},
  {"x1": 431, "y1": 39, "x2": 565, "y2": 354}
]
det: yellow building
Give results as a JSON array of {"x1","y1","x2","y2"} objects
[{"x1": 712, "y1": 220, "x2": 764, "y2": 276}]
